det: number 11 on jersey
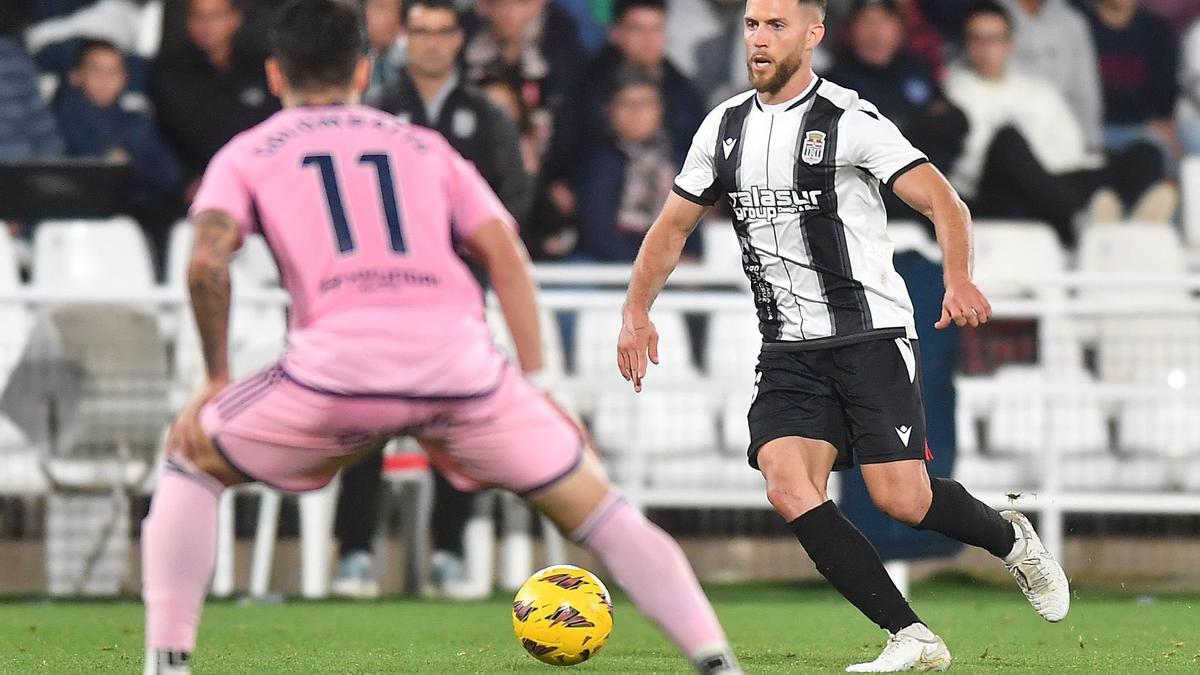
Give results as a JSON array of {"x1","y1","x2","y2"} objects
[{"x1": 302, "y1": 152, "x2": 408, "y2": 255}]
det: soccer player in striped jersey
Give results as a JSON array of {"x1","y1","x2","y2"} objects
[{"x1": 618, "y1": 0, "x2": 1069, "y2": 671}]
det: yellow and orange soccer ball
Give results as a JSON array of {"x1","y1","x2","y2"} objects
[{"x1": 512, "y1": 565, "x2": 614, "y2": 666}]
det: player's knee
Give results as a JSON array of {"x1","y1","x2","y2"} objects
[
  {"x1": 765, "y1": 481, "x2": 826, "y2": 521},
  {"x1": 871, "y1": 488, "x2": 931, "y2": 526},
  {"x1": 168, "y1": 437, "x2": 246, "y2": 487}
]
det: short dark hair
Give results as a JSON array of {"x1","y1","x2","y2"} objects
[
  {"x1": 612, "y1": 0, "x2": 665, "y2": 24},
  {"x1": 270, "y1": 0, "x2": 368, "y2": 91},
  {"x1": 404, "y1": 0, "x2": 461, "y2": 25},
  {"x1": 963, "y1": 0, "x2": 1012, "y2": 34},
  {"x1": 72, "y1": 38, "x2": 123, "y2": 70}
]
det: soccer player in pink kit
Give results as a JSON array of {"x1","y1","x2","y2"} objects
[{"x1": 141, "y1": 1, "x2": 742, "y2": 674}]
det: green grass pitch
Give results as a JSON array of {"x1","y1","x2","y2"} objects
[{"x1": 2, "y1": 578, "x2": 1198, "y2": 673}]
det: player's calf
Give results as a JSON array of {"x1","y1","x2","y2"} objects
[
  {"x1": 530, "y1": 457, "x2": 742, "y2": 674},
  {"x1": 142, "y1": 456, "x2": 225, "y2": 675}
]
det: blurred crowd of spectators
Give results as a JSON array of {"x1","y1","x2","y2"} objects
[{"x1": 1, "y1": 0, "x2": 1199, "y2": 267}]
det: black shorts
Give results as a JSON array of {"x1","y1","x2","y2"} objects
[{"x1": 747, "y1": 334, "x2": 929, "y2": 471}]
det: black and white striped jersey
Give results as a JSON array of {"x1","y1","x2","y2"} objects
[{"x1": 673, "y1": 76, "x2": 928, "y2": 348}]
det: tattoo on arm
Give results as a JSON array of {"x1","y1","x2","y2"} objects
[{"x1": 189, "y1": 210, "x2": 239, "y2": 383}]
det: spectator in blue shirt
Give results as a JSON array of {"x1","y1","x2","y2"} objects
[{"x1": 53, "y1": 39, "x2": 181, "y2": 275}]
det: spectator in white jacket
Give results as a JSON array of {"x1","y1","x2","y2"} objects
[{"x1": 946, "y1": 1, "x2": 1172, "y2": 247}]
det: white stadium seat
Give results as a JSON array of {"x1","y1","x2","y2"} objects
[
  {"x1": 590, "y1": 389, "x2": 715, "y2": 456},
  {"x1": 167, "y1": 222, "x2": 280, "y2": 289},
  {"x1": 485, "y1": 305, "x2": 565, "y2": 380},
  {"x1": 1059, "y1": 454, "x2": 1171, "y2": 492},
  {"x1": 1078, "y1": 223, "x2": 1186, "y2": 299},
  {"x1": 971, "y1": 221, "x2": 1083, "y2": 370},
  {"x1": 575, "y1": 307, "x2": 700, "y2": 384},
  {"x1": 1117, "y1": 390, "x2": 1200, "y2": 457},
  {"x1": 32, "y1": 218, "x2": 155, "y2": 291},
  {"x1": 165, "y1": 220, "x2": 193, "y2": 288},
  {"x1": 0, "y1": 229, "x2": 32, "y2": 390},
  {"x1": 700, "y1": 220, "x2": 742, "y2": 278},
  {"x1": 719, "y1": 391, "x2": 752, "y2": 455},
  {"x1": 953, "y1": 455, "x2": 1030, "y2": 492},
  {"x1": 1078, "y1": 224, "x2": 1200, "y2": 383},
  {"x1": 235, "y1": 235, "x2": 281, "y2": 287},
  {"x1": 706, "y1": 306, "x2": 761, "y2": 381},
  {"x1": 972, "y1": 221, "x2": 1066, "y2": 298},
  {"x1": 646, "y1": 455, "x2": 764, "y2": 491},
  {"x1": 1180, "y1": 457, "x2": 1200, "y2": 492},
  {"x1": 985, "y1": 366, "x2": 1109, "y2": 456},
  {"x1": 887, "y1": 220, "x2": 941, "y2": 261}
]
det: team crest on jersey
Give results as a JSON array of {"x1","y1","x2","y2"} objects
[
  {"x1": 452, "y1": 108, "x2": 477, "y2": 138},
  {"x1": 801, "y1": 130, "x2": 826, "y2": 165}
]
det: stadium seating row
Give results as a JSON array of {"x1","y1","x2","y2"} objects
[{"x1": 1, "y1": 218, "x2": 1198, "y2": 502}]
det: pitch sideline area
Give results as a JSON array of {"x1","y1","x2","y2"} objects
[{"x1": 2, "y1": 580, "x2": 1196, "y2": 673}]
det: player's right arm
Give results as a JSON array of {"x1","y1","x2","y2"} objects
[
  {"x1": 618, "y1": 194, "x2": 708, "y2": 392},
  {"x1": 618, "y1": 103, "x2": 723, "y2": 392}
]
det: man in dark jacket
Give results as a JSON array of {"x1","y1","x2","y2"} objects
[
  {"x1": 370, "y1": 0, "x2": 532, "y2": 222},
  {"x1": 335, "y1": 0, "x2": 533, "y2": 600},
  {"x1": 150, "y1": 0, "x2": 278, "y2": 201}
]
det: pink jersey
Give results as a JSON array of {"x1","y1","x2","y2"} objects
[{"x1": 191, "y1": 105, "x2": 514, "y2": 396}]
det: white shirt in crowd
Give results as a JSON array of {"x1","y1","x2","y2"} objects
[{"x1": 944, "y1": 65, "x2": 1101, "y2": 200}]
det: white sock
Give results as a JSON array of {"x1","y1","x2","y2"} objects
[{"x1": 1003, "y1": 522, "x2": 1026, "y2": 564}]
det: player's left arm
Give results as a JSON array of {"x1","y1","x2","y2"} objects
[
  {"x1": 462, "y1": 219, "x2": 545, "y2": 377},
  {"x1": 892, "y1": 164, "x2": 991, "y2": 329}
]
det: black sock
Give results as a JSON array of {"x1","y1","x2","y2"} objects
[
  {"x1": 917, "y1": 477, "x2": 1016, "y2": 558},
  {"x1": 790, "y1": 501, "x2": 921, "y2": 634}
]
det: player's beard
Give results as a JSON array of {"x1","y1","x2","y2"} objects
[{"x1": 747, "y1": 48, "x2": 805, "y2": 96}]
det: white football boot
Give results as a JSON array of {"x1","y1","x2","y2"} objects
[
  {"x1": 1001, "y1": 511, "x2": 1070, "y2": 622},
  {"x1": 846, "y1": 623, "x2": 952, "y2": 672},
  {"x1": 143, "y1": 650, "x2": 191, "y2": 675}
]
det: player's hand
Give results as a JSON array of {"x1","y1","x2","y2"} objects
[
  {"x1": 616, "y1": 308, "x2": 659, "y2": 393},
  {"x1": 168, "y1": 377, "x2": 228, "y2": 462},
  {"x1": 935, "y1": 277, "x2": 992, "y2": 329}
]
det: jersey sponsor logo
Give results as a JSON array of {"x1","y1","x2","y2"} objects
[
  {"x1": 801, "y1": 130, "x2": 826, "y2": 165},
  {"x1": 896, "y1": 425, "x2": 912, "y2": 446},
  {"x1": 723, "y1": 137, "x2": 737, "y2": 158},
  {"x1": 728, "y1": 186, "x2": 822, "y2": 221}
]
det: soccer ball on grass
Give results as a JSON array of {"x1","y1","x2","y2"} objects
[{"x1": 512, "y1": 564, "x2": 613, "y2": 666}]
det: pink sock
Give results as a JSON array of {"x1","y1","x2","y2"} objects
[
  {"x1": 142, "y1": 459, "x2": 223, "y2": 652},
  {"x1": 573, "y1": 493, "x2": 729, "y2": 661}
]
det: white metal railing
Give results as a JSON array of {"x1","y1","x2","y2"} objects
[{"x1": 2, "y1": 271, "x2": 1200, "y2": 562}]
